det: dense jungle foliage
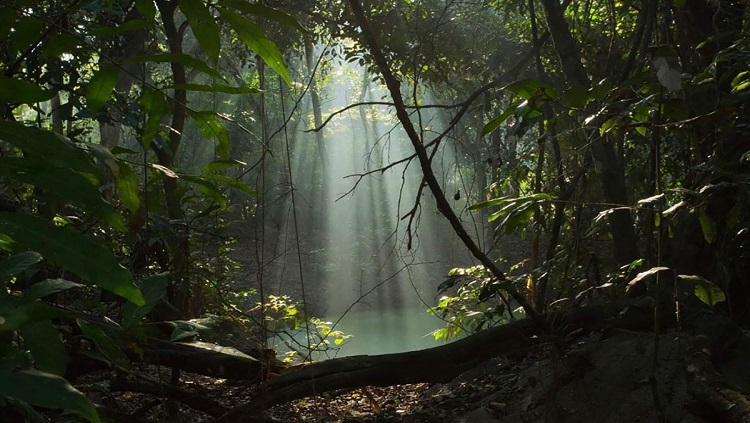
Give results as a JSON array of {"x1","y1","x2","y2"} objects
[{"x1": 0, "y1": 0, "x2": 748, "y2": 421}]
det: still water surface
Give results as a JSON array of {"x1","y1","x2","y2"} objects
[{"x1": 270, "y1": 308, "x2": 446, "y2": 359}]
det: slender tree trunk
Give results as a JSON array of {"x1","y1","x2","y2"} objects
[{"x1": 538, "y1": 0, "x2": 640, "y2": 265}]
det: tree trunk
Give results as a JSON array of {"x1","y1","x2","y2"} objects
[{"x1": 538, "y1": 0, "x2": 640, "y2": 265}]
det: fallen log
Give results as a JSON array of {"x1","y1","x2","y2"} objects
[{"x1": 211, "y1": 297, "x2": 659, "y2": 422}]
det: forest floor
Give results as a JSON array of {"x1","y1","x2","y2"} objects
[{"x1": 98, "y1": 325, "x2": 750, "y2": 423}]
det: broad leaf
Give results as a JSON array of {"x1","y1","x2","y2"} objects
[
  {"x1": 482, "y1": 101, "x2": 520, "y2": 136},
  {"x1": 9, "y1": 16, "x2": 44, "y2": 53},
  {"x1": 201, "y1": 159, "x2": 245, "y2": 174},
  {"x1": 114, "y1": 159, "x2": 141, "y2": 213},
  {"x1": 0, "y1": 251, "x2": 42, "y2": 281},
  {"x1": 77, "y1": 320, "x2": 129, "y2": 368},
  {"x1": 87, "y1": 63, "x2": 120, "y2": 113},
  {"x1": 698, "y1": 208, "x2": 716, "y2": 244},
  {"x1": 129, "y1": 53, "x2": 221, "y2": 79},
  {"x1": 219, "y1": 9, "x2": 290, "y2": 85},
  {"x1": 189, "y1": 110, "x2": 230, "y2": 159},
  {"x1": 139, "y1": 89, "x2": 169, "y2": 150},
  {"x1": 0, "y1": 157, "x2": 124, "y2": 230},
  {"x1": 0, "y1": 294, "x2": 65, "y2": 331},
  {"x1": 503, "y1": 78, "x2": 558, "y2": 101},
  {"x1": 201, "y1": 173, "x2": 257, "y2": 196},
  {"x1": 679, "y1": 275, "x2": 726, "y2": 306},
  {"x1": 219, "y1": 0, "x2": 308, "y2": 33},
  {"x1": 179, "y1": 0, "x2": 221, "y2": 63},
  {"x1": 182, "y1": 175, "x2": 227, "y2": 208},
  {"x1": 122, "y1": 273, "x2": 169, "y2": 327},
  {"x1": 21, "y1": 320, "x2": 67, "y2": 375},
  {"x1": 0, "y1": 213, "x2": 143, "y2": 306},
  {"x1": 0, "y1": 76, "x2": 54, "y2": 104},
  {"x1": 134, "y1": 0, "x2": 156, "y2": 20},
  {"x1": 0, "y1": 368, "x2": 101, "y2": 423},
  {"x1": 0, "y1": 121, "x2": 99, "y2": 177},
  {"x1": 25, "y1": 278, "x2": 85, "y2": 300}
]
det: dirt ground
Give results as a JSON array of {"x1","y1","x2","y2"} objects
[{"x1": 90, "y1": 325, "x2": 750, "y2": 423}]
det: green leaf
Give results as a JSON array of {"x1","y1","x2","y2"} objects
[
  {"x1": 77, "y1": 320, "x2": 129, "y2": 368},
  {"x1": 181, "y1": 175, "x2": 227, "y2": 208},
  {"x1": 0, "y1": 294, "x2": 65, "y2": 331},
  {"x1": 201, "y1": 173, "x2": 257, "y2": 196},
  {"x1": 680, "y1": 275, "x2": 726, "y2": 306},
  {"x1": 129, "y1": 53, "x2": 222, "y2": 79},
  {"x1": 698, "y1": 208, "x2": 716, "y2": 244},
  {"x1": 113, "y1": 160, "x2": 141, "y2": 213},
  {"x1": 0, "y1": 157, "x2": 124, "y2": 230},
  {"x1": 25, "y1": 278, "x2": 85, "y2": 300},
  {"x1": 0, "y1": 213, "x2": 143, "y2": 306},
  {"x1": 122, "y1": 273, "x2": 169, "y2": 327},
  {"x1": 0, "y1": 121, "x2": 99, "y2": 177},
  {"x1": 562, "y1": 85, "x2": 590, "y2": 109},
  {"x1": 0, "y1": 368, "x2": 101, "y2": 423},
  {"x1": 139, "y1": 89, "x2": 169, "y2": 150},
  {"x1": 503, "y1": 78, "x2": 558, "y2": 101},
  {"x1": 189, "y1": 110, "x2": 230, "y2": 159},
  {"x1": 599, "y1": 116, "x2": 620, "y2": 136},
  {"x1": 42, "y1": 33, "x2": 80, "y2": 58},
  {"x1": 481, "y1": 101, "x2": 520, "y2": 136},
  {"x1": 0, "y1": 76, "x2": 54, "y2": 104},
  {"x1": 21, "y1": 320, "x2": 67, "y2": 375},
  {"x1": 173, "y1": 83, "x2": 262, "y2": 94},
  {"x1": 179, "y1": 0, "x2": 221, "y2": 63},
  {"x1": 87, "y1": 63, "x2": 120, "y2": 113},
  {"x1": 219, "y1": 9, "x2": 290, "y2": 85},
  {"x1": 9, "y1": 16, "x2": 44, "y2": 53},
  {"x1": 201, "y1": 159, "x2": 245, "y2": 174},
  {"x1": 219, "y1": 0, "x2": 308, "y2": 33},
  {"x1": 0, "y1": 251, "x2": 42, "y2": 281},
  {"x1": 134, "y1": 0, "x2": 157, "y2": 20}
]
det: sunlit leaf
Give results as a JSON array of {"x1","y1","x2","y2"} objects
[
  {"x1": 637, "y1": 193, "x2": 665, "y2": 206},
  {"x1": 21, "y1": 320, "x2": 67, "y2": 375},
  {"x1": 139, "y1": 89, "x2": 169, "y2": 151},
  {"x1": 114, "y1": 160, "x2": 141, "y2": 213},
  {"x1": 189, "y1": 110, "x2": 230, "y2": 159},
  {"x1": 182, "y1": 175, "x2": 227, "y2": 208},
  {"x1": 0, "y1": 213, "x2": 143, "y2": 306},
  {"x1": 219, "y1": 9, "x2": 290, "y2": 85},
  {"x1": 679, "y1": 275, "x2": 726, "y2": 306},
  {"x1": 698, "y1": 208, "x2": 716, "y2": 244},
  {"x1": 0, "y1": 76, "x2": 54, "y2": 104},
  {"x1": 179, "y1": 0, "x2": 221, "y2": 63},
  {"x1": 503, "y1": 78, "x2": 557, "y2": 101},
  {"x1": 0, "y1": 369, "x2": 101, "y2": 423},
  {"x1": 150, "y1": 163, "x2": 179, "y2": 178},
  {"x1": 219, "y1": 0, "x2": 308, "y2": 33},
  {"x1": 481, "y1": 101, "x2": 520, "y2": 136},
  {"x1": 87, "y1": 63, "x2": 120, "y2": 113}
]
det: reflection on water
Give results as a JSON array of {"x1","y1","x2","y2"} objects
[{"x1": 270, "y1": 308, "x2": 446, "y2": 359}]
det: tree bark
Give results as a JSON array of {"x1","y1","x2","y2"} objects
[{"x1": 537, "y1": 0, "x2": 640, "y2": 265}]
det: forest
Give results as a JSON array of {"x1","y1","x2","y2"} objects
[{"x1": 0, "y1": 0, "x2": 748, "y2": 421}]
